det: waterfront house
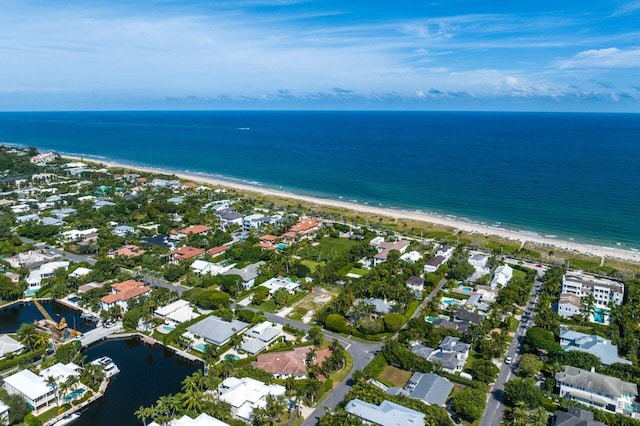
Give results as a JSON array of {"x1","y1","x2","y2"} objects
[
  {"x1": 30, "y1": 152, "x2": 57, "y2": 165},
  {"x1": 562, "y1": 272, "x2": 624, "y2": 306},
  {"x1": 559, "y1": 329, "x2": 631, "y2": 366},
  {"x1": 285, "y1": 217, "x2": 322, "y2": 240},
  {"x1": 344, "y1": 399, "x2": 425, "y2": 426},
  {"x1": 5, "y1": 250, "x2": 58, "y2": 269},
  {"x1": 387, "y1": 372, "x2": 453, "y2": 407},
  {"x1": 3, "y1": 369, "x2": 56, "y2": 414},
  {"x1": 100, "y1": 280, "x2": 151, "y2": 312},
  {"x1": 186, "y1": 316, "x2": 248, "y2": 346},
  {"x1": 218, "y1": 377, "x2": 286, "y2": 422},
  {"x1": 39, "y1": 362, "x2": 81, "y2": 386},
  {"x1": 556, "y1": 366, "x2": 638, "y2": 415},
  {"x1": 26, "y1": 261, "x2": 70, "y2": 291},
  {"x1": 252, "y1": 346, "x2": 332, "y2": 380},
  {"x1": 149, "y1": 413, "x2": 229, "y2": 426}
]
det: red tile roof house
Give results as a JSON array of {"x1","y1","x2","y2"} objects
[
  {"x1": 259, "y1": 235, "x2": 279, "y2": 250},
  {"x1": 207, "y1": 245, "x2": 228, "y2": 257},
  {"x1": 107, "y1": 245, "x2": 146, "y2": 258},
  {"x1": 252, "y1": 346, "x2": 332, "y2": 380},
  {"x1": 172, "y1": 225, "x2": 213, "y2": 239},
  {"x1": 289, "y1": 218, "x2": 322, "y2": 236},
  {"x1": 100, "y1": 280, "x2": 151, "y2": 312},
  {"x1": 170, "y1": 246, "x2": 205, "y2": 263}
]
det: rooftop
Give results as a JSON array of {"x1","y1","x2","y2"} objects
[
  {"x1": 345, "y1": 399, "x2": 425, "y2": 426},
  {"x1": 187, "y1": 316, "x2": 248, "y2": 346}
]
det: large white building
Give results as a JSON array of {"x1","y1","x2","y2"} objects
[
  {"x1": 562, "y1": 272, "x2": 624, "y2": 306},
  {"x1": 556, "y1": 366, "x2": 638, "y2": 416},
  {"x1": 218, "y1": 377, "x2": 286, "y2": 421},
  {"x1": 3, "y1": 370, "x2": 56, "y2": 414}
]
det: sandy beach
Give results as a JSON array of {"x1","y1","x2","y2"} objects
[{"x1": 66, "y1": 155, "x2": 640, "y2": 264}]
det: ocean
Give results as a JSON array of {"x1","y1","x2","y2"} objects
[{"x1": 0, "y1": 111, "x2": 638, "y2": 250}]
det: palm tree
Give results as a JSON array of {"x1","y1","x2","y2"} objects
[
  {"x1": 17, "y1": 323, "x2": 39, "y2": 351},
  {"x1": 181, "y1": 375, "x2": 199, "y2": 394},
  {"x1": 134, "y1": 405, "x2": 151, "y2": 426},
  {"x1": 181, "y1": 389, "x2": 203, "y2": 412},
  {"x1": 45, "y1": 375, "x2": 59, "y2": 405},
  {"x1": 264, "y1": 394, "x2": 286, "y2": 424},
  {"x1": 35, "y1": 332, "x2": 50, "y2": 350}
]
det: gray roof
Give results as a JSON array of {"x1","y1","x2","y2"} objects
[
  {"x1": 454, "y1": 310, "x2": 483, "y2": 324},
  {"x1": 439, "y1": 336, "x2": 470, "y2": 354},
  {"x1": 345, "y1": 399, "x2": 425, "y2": 426},
  {"x1": 41, "y1": 216, "x2": 63, "y2": 226},
  {"x1": 354, "y1": 298, "x2": 395, "y2": 315},
  {"x1": 406, "y1": 276, "x2": 424, "y2": 286},
  {"x1": 224, "y1": 261, "x2": 264, "y2": 283},
  {"x1": 553, "y1": 407, "x2": 606, "y2": 426},
  {"x1": 430, "y1": 351, "x2": 459, "y2": 371},
  {"x1": 556, "y1": 366, "x2": 638, "y2": 399},
  {"x1": 187, "y1": 316, "x2": 248, "y2": 346},
  {"x1": 559, "y1": 329, "x2": 631, "y2": 366},
  {"x1": 240, "y1": 338, "x2": 268, "y2": 355},
  {"x1": 411, "y1": 344, "x2": 435, "y2": 360},
  {"x1": 404, "y1": 372, "x2": 453, "y2": 406}
]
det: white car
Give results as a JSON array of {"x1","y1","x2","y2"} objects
[{"x1": 505, "y1": 356, "x2": 512, "y2": 365}]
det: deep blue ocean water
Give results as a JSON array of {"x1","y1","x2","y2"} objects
[{"x1": 0, "y1": 111, "x2": 638, "y2": 249}]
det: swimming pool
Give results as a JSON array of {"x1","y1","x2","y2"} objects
[
  {"x1": 458, "y1": 285, "x2": 473, "y2": 292},
  {"x1": 276, "y1": 243, "x2": 287, "y2": 250},
  {"x1": 62, "y1": 388, "x2": 85, "y2": 403},
  {"x1": 593, "y1": 307, "x2": 610, "y2": 324},
  {"x1": 162, "y1": 326, "x2": 175, "y2": 332},
  {"x1": 442, "y1": 298, "x2": 461, "y2": 306},
  {"x1": 193, "y1": 343, "x2": 207, "y2": 352},
  {"x1": 225, "y1": 354, "x2": 240, "y2": 361}
]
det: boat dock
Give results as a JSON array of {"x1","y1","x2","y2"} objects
[{"x1": 79, "y1": 324, "x2": 123, "y2": 347}]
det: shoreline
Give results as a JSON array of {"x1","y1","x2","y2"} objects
[{"x1": 61, "y1": 154, "x2": 640, "y2": 264}]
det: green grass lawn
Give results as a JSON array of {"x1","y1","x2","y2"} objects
[
  {"x1": 485, "y1": 241, "x2": 521, "y2": 255},
  {"x1": 317, "y1": 237, "x2": 358, "y2": 258},
  {"x1": 512, "y1": 268, "x2": 527, "y2": 282},
  {"x1": 378, "y1": 365, "x2": 413, "y2": 387},
  {"x1": 348, "y1": 267, "x2": 369, "y2": 276},
  {"x1": 329, "y1": 349, "x2": 354, "y2": 384},
  {"x1": 257, "y1": 299, "x2": 277, "y2": 313},
  {"x1": 300, "y1": 259, "x2": 322, "y2": 273}
]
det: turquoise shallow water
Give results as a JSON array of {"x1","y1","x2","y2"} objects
[{"x1": 1, "y1": 110, "x2": 638, "y2": 249}]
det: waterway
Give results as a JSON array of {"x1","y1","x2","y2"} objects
[
  {"x1": 0, "y1": 300, "x2": 94, "y2": 334},
  {"x1": 77, "y1": 338, "x2": 201, "y2": 426},
  {"x1": 0, "y1": 301, "x2": 201, "y2": 425}
]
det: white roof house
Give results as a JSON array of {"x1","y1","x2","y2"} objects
[
  {"x1": 26, "y1": 261, "x2": 70, "y2": 290},
  {"x1": 218, "y1": 377, "x2": 286, "y2": 421},
  {"x1": 191, "y1": 260, "x2": 231, "y2": 276},
  {"x1": 39, "y1": 362, "x2": 81, "y2": 384},
  {"x1": 155, "y1": 300, "x2": 201, "y2": 325},
  {"x1": 491, "y1": 264, "x2": 514, "y2": 288},
  {"x1": 260, "y1": 277, "x2": 300, "y2": 295},
  {"x1": 69, "y1": 267, "x2": 92, "y2": 278},
  {"x1": 0, "y1": 335, "x2": 24, "y2": 358},
  {"x1": 400, "y1": 251, "x2": 423, "y2": 264},
  {"x1": 150, "y1": 413, "x2": 229, "y2": 426},
  {"x1": 345, "y1": 399, "x2": 425, "y2": 426},
  {"x1": 3, "y1": 369, "x2": 56, "y2": 414}
]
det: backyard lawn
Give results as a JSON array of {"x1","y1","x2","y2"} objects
[{"x1": 378, "y1": 365, "x2": 413, "y2": 388}]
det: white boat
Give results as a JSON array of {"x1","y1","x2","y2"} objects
[
  {"x1": 53, "y1": 412, "x2": 80, "y2": 426},
  {"x1": 91, "y1": 356, "x2": 120, "y2": 377}
]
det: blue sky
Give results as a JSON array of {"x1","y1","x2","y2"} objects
[{"x1": 1, "y1": 0, "x2": 639, "y2": 111}]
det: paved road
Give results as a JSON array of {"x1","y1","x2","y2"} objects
[
  {"x1": 410, "y1": 277, "x2": 447, "y2": 321},
  {"x1": 19, "y1": 236, "x2": 97, "y2": 265},
  {"x1": 479, "y1": 269, "x2": 543, "y2": 426}
]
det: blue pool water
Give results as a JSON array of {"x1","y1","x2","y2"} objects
[
  {"x1": 276, "y1": 243, "x2": 287, "y2": 250},
  {"x1": 194, "y1": 343, "x2": 207, "y2": 352},
  {"x1": 459, "y1": 285, "x2": 473, "y2": 292},
  {"x1": 162, "y1": 326, "x2": 175, "y2": 332},
  {"x1": 225, "y1": 354, "x2": 240, "y2": 361},
  {"x1": 442, "y1": 299, "x2": 460, "y2": 306},
  {"x1": 62, "y1": 388, "x2": 85, "y2": 403},
  {"x1": 593, "y1": 308, "x2": 610, "y2": 324}
]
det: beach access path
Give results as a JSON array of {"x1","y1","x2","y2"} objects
[{"x1": 62, "y1": 155, "x2": 640, "y2": 265}]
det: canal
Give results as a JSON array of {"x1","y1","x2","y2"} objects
[
  {"x1": 0, "y1": 301, "x2": 201, "y2": 425},
  {"x1": 77, "y1": 338, "x2": 201, "y2": 426}
]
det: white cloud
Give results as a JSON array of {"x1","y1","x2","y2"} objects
[{"x1": 556, "y1": 47, "x2": 640, "y2": 69}]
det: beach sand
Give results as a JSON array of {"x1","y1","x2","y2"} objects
[{"x1": 66, "y1": 155, "x2": 640, "y2": 264}]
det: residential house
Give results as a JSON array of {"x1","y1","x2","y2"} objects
[
  {"x1": 252, "y1": 346, "x2": 332, "y2": 380},
  {"x1": 424, "y1": 255, "x2": 447, "y2": 273},
  {"x1": 2, "y1": 369, "x2": 56, "y2": 414},
  {"x1": 93, "y1": 200, "x2": 116, "y2": 209},
  {"x1": 217, "y1": 208, "x2": 244, "y2": 228},
  {"x1": 552, "y1": 407, "x2": 606, "y2": 426},
  {"x1": 113, "y1": 225, "x2": 137, "y2": 238},
  {"x1": 260, "y1": 277, "x2": 300, "y2": 295},
  {"x1": 100, "y1": 280, "x2": 151, "y2": 312},
  {"x1": 556, "y1": 366, "x2": 638, "y2": 415},
  {"x1": 149, "y1": 413, "x2": 229, "y2": 426},
  {"x1": 259, "y1": 235, "x2": 279, "y2": 250},
  {"x1": 370, "y1": 237, "x2": 410, "y2": 266},
  {"x1": 284, "y1": 218, "x2": 322, "y2": 240},
  {"x1": 207, "y1": 245, "x2": 228, "y2": 258},
  {"x1": 191, "y1": 260, "x2": 230, "y2": 276},
  {"x1": 353, "y1": 298, "x2": 396, "y2": 316},
  {"x1": 50, "y1": 208, "x2": 77, "y2": 220},
  {"x1": 405, "y1": 276, "x2": 424, "y2": 295},
  {"x1": 60, "y1": 227, "x2": 98, "y2": 242},
  {"x1": 108, "y1": 245, "x2": 146, "y2": 258},
  {"x1": 26, "y1": 261, "x2": 70, "y2": 291},
  {"x1": 186, "y1": 316, "x2": 248, "y2": 346},
  {"x1": 15, "y1": 213, "x2": 40, "y2": 223},
  {"x1": 400, "y1": 251, "x2": 423, "y2": 263},
  {"x1": 491, "y1": 264, "x2": 514, "y2": 288},
  {"x1": 218, "y1": 377, "x2": 286, "y2": 422},
  {"x1": 559, "y1": 329, "x2": 631, "y2": 366},
  {"x1": 41, "y1": 216, "x2": 63, "y2": 226},
  {"x1": 387, "y1": 372, "x2": 453, "y2": 407},
  {"x1": 344, "y1": 399, "x2": 425, "y2": 426},
  {"x1": 69, "y1": 267, "x2": 91, "y2": 278},
  {"x1": 223, "y1": 262, "x2": 263, "y2": 290},
  {"x1": 454, "y1": 309, "x2": 484, "y2": 325},
  {"x1": 167, "y1": 196, "x2": 184, "y2": 204},
  {"x1": 150, "y1": 179, "x2": 181, "y2": 189},
  {"x1": 560, "y1": 273, "x2": 624, "y2": 319},
  {"x1": 243, "y1": 214, "x2": 265, "y2": 231},
  {"x1": 155, "y1": 300, "x2": 200, "y2": 325},
  {"x1": 30, "y1": 152, "x2": 57, "y2": 165},
  {"x1": 240, "y1": 322, "x2": 283, "y2": 355},
  {"x1": 557, "y1": 293, "x2": 583, "y2": 319},
  {"x1": 0, "y1": 335, "x2": 24, "y2": 358},
  {"x1": 170, "y1": 246, "x2": 205, "y2": 263},
  {"x1": 468, "y1": 253, "x2": 490, "y2": 281},
  {"x1": 78, "y1": 282, "x2": 106, "y2": 294},
  {"x1": 411, "y1": 336, "x2": 470, "y2": 373},
  {"x1": 174, "y1": 225, "x2": 213, "y2": 239}
]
